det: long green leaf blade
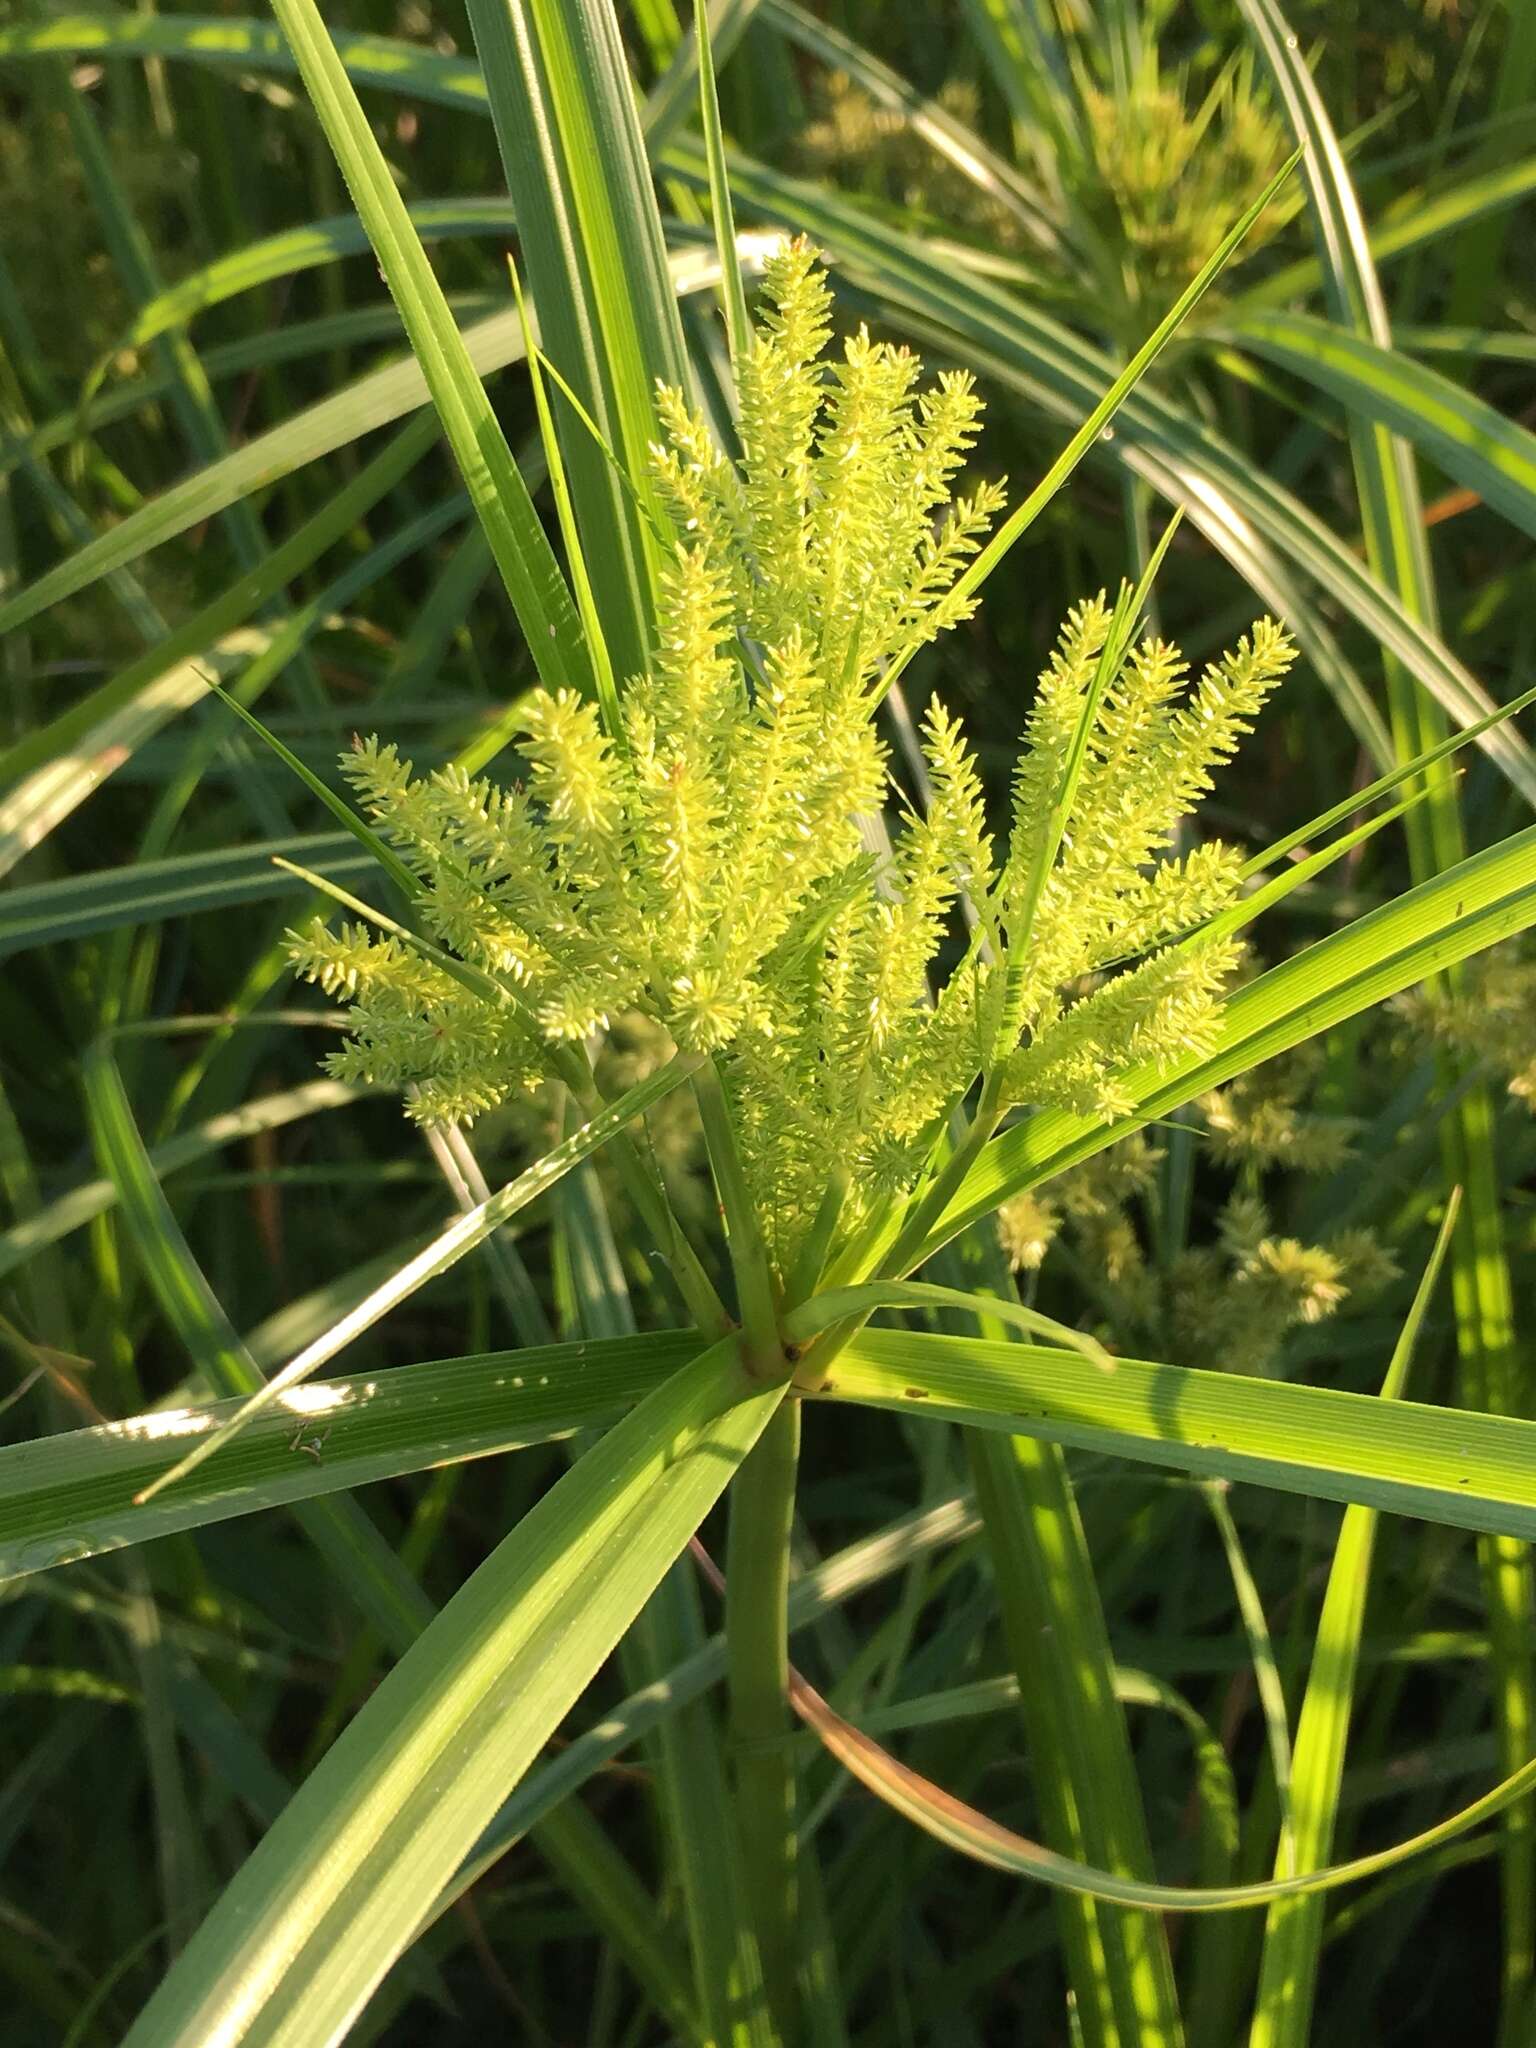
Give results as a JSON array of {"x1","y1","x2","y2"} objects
[
  {"x1": 268, "y1": 0, "x2": 589, "y2": 696},
  {"x1": 464, "y1": 0, "x2": 684, "y2": 681},
  {"x1": 819, "y1": 1329, "x2": 1536, "y2": 1545},
  {"x1": 1230, "y1": 310, "x2": 1536, "y2": 543},
  {"x1": 0, "y1": 1334, "x2": 699, "y2": 1580},
  {"x1": 788, "y1": 1657, "x2": 1536, "y2": 1912},
  {"x1": 120, "y1": 1341, "x2": 784, "y2": 2048},
  {"x1": 1249, "y1": 1196, "x2": 1462, "y2": 2047},
  {"x1": 81, "y1": 1042, "x2": 433, "y2": 1652},
  {"x1": 1236, "y1": 11, "x2": 1536, "y2": 2034},
  {"x1": 137, "y1": 1052, "x2": 706, "y2": 1500}
]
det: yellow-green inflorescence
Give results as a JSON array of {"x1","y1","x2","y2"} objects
[
  {"x1": 1397, "y1": 950, "x2": 1536, "y2": 1115},
  {"x1": 797, "y1": 60, "x2": 1286, "y2": 343},
  {"x1": 289, "y1": 241, "x2": 1295, "y2": 1274}
]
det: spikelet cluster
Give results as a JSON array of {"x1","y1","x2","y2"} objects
[
  {"x1": 1170, "y1": 1195, "x2": 1395, "y2": 1378},
  {"x1": 1199, "y1": 1044, "x2": 1361, "y2": 1172},
  {"x1": 990, "y1": 602, "x2": 1295, "y2": 1118},
  {"x1": 1078, "y1": 69, "x2": 1285, "y2": 328},
  {"x1": 290, "y1": 246, "x2": 1294, "y2": 1270},
  {"x1": 998, "y1": 1133, "x2": 1165, "y2": 1315},
  {"x1": 794, "y1": 63, "x2": 1284, "y2": 340},
  {"x1": 1396, "y1": 952, "x2": 1536, "y2": 1115},
  {"x1": 999, "y1": 1055, "x2": 1398, "y2": 1377},
  {"x1": 797, "y1": 74, "x2": 1019, "y2": 247}
]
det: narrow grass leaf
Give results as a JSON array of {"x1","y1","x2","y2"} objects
[
  {"x1": 434, "y1": 1494, "x2": 981, "y2": 1922},
  {"x1": 102, "y1": 202, "x2": 519, "y2": 358},
  {"x1": 81, "y1": 1042, "x2": 434, "y2": 1651},
  {"x1": 0, "y1": 1079, "x2": 361, "y2": 1283},
  {"x1": 786, "y1": 1660, "x2": 1536, "y2": 1911},
  {"x1": 784, "y1": 1280, "x2": 1109, "y2": 1366},
  {"x1": 0, "y1": 833, "x2": 374, "y2": 960},
  {"x1": 1250, "y1": 1192, "x2": 1462, "y2": 2047},
  {"x1": 696, "y1": 0, "x2": 759, "y2": 367},
  {"x1": 119, "y1": 1342, "x2": 784, "y2": 2048},
  {"x1": 550, "y1": 1155, "x2": 772, "y2": 2045},
  {"x1": 956, "y1": 1253, "x2": 1185, "y2": 2046},
  {"x1": 1237, "y1": 153, "x2": 1536, "y2": 315},
  {"x1": 507, "y1": 254, "x2": 623, "y2": 742},
  {"x1": 1204, "y1": 1484, "x2": 1296, "y2": 1872},
  {"x1": 0, "y1": 1334, "x2": 700, "y2": 1581},
  {"x1": 206, "y1": 695, "x2": 419, "y2": 904},
  {"x1": 0, "y1": 411, "x2": 439, "y2": 792},
  {"x1": 0, "y1": 251, "x2": 725, "y2": 648},
  {"x1": 135, "y1": 1054, "x2": 706, "y2": 1502},
  {"x1": 0, "y1": 14, "x2": 486, "y2": 107},
  {"x1": 1240, "y1": 681, "x2": 1536, "y2": 883},
  {"x1": 816, "y1": 1328, "x2": 1536, "y2": 1544},
  {"x1": 1230, "y1": 311, "x2": 1536, "y2": 544},
  {"x1": 463, "y1": 0, "x2": 681, "y2": 680},
  {"x1": 269, "y1": 0, "x2": 590, "y2": 694},
  {"x1": 0, "y1": 631, "x2": 268, "y2": 880},
  {"x1": 1238, "y1": 11, "x2": 1536, "y2": 2029}
]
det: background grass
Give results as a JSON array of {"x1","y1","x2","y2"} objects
[{"x1": 1, "y1": 2, "x2": 1534, "y2": 2042}]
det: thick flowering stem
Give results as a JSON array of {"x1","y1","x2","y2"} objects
[{"x1": 726, "y1": 1398, "x2": 803, "y2": 2038}]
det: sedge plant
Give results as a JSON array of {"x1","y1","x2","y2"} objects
[
  {"x1": 274, "y1": 240, "x2": 1422, "y2": 2033},
  {"x1": 110, "y1": 24, "x2": 1536, "y2": 2027}
]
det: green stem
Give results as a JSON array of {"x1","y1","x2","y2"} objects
[
  {"x1": 551, "y1": 1044, "x2": 732, "y2": 1340},
  {"x1": 786, "y1": 1165, "x2": 849, "y2": 1310},
  {"x1": 878, "y1": 1075, "x2": 1003, "y2": 1284},
  {"x1": 789, "y1": 1094, "x2": 1007, "y2": 1397},
  {"x1": 726, "y1": 1398, "x2": 802, "y2": 2039},
  {"x1": 693, "y1": 1057, "x2": 783, "y2": 1375}
]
